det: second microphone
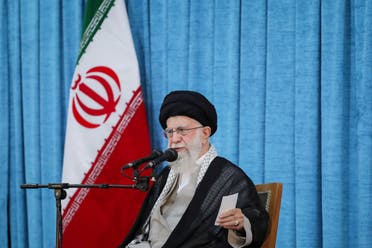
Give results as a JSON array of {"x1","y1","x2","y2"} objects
[{"x1": 144, "y1": 148, "x2": 178, "y2": 169}]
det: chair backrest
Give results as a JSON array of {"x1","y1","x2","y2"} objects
[{"x1": 256, "y1": 182, "x2": 283, "y2": 248}]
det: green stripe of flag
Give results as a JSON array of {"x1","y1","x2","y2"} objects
[{"x1": 77, "y1": 0, "x2": 115, "y2": 63}]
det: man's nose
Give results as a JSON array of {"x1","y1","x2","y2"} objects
[{"x1": 169, "y1": 132, "x2": 182, "y2": 143}]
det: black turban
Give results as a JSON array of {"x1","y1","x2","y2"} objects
[{"x1": 159, "y1": 90, "x2": 217, "y2": 136}]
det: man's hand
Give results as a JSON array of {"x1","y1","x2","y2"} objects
[{"x1": 216, "y1": 208, "x2": 245, "y2": 231}]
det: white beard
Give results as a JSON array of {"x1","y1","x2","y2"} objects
[{"x1": 168, "y1": 130, "x2": 203, "y2": 175}]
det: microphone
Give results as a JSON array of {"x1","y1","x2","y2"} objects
[
  {"x1": 145, "y1": 148, "x2": 178, "y2": 169},
  {"x1": 121, "y1": 149, "x2": 163, "y2": 169}
]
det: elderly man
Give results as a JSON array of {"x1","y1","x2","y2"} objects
[{"x1": 120, "y1": 91, "x2": 268, "y2": 248}]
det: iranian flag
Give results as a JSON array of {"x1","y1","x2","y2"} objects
[{"x1": 61, "y1": 0, "x2": 151, "y2": 247}]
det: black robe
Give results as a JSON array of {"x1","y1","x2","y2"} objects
[{"x1": 119, "y1": 157, "x2": 268, "y2": 248}]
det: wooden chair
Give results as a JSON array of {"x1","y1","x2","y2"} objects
[{"x1": 256, "y1": 182, "x2": 283, "y2": 248}]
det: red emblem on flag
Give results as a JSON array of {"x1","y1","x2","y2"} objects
[{"x1": 71, "y1": 66, "x2": 121, "y2": 128}]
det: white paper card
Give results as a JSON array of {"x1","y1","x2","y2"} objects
[{"x1": 215, "y1": 192, "x2": 239, "y2": 225}]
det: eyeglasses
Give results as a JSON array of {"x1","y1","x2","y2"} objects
[{"x1": 163, "y1": 126, "x2": 204, "y2": 138}]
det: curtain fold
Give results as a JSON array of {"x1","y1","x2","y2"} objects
[
  {"x1": 321, "y1": 1, "x2": 353, "y2": 247},
  {"x1": 212, "y1": 0, "x2": 241, "y2": 159},
  {"x1": 1, "y1": 0, "x2": 371, "y2": 247},
  {"x1": 349, "y1": 0, "x2": 372, "y2": 247},
  {"x1": 265, "y1": 1, "x2": 297, "y2": 246},
  {"x1": 7, "y1": 1, "x2": 27, "y2": 247},
  {"x1": 294, "y1": 1, "x2": 322, "y2": 246},
  {"x1": 238, "y1": 0, "x2": 267, "y2": 183},
  {"x1": 20, "y1": 1, "x2": 41, "y2": 247},
  {"x1": 0, "y1": 1, "x2": 10, "y2": 248}
]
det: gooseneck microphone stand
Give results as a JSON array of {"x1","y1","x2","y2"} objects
[{"x1": 20, "y1": 173, "x2": 150, "y2": 248}]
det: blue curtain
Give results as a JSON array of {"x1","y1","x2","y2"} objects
[
  {"x1": 0, "y1": 0, "x2": 84, "y2": 247},
  {"x1": 1, "y1": 0, "x2": 371, "y2": 247}
]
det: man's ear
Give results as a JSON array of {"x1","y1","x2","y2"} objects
[{"x1": 202, "y1": 126, "x2": 212, "y2": 143}]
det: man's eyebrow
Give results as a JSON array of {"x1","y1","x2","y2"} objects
[{"x1": 168, "y1": 125, "x2": 190, "y2": 129}]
